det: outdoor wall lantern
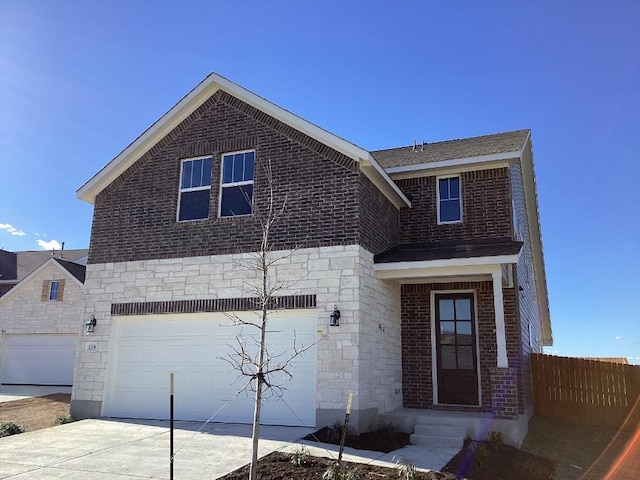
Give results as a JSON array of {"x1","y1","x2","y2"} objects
[
  {"x1": 329, "y1": 305, "x2": 341, "y2": 326},
  {"x1": 85, "y1": 314, "x2": 97, "y2": 333}
]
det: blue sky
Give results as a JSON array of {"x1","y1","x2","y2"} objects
[{"x1": 1, "y1": 1, "x2": 638, "y2": 363}]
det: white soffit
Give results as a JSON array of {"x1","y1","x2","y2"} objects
[
  {"x1": 386, "y1": 151, "x2": 523, "y2": 181},
  {"x1": 374, "y1": 255, "x2": 519, "y2": 281},
  {"x1": 77, "y1": 72, "x2": 409, "y2": 208}
]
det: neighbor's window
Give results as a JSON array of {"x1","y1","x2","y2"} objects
[
  {"x1": 41, "y1": 279, "x2": 64, "y2": 302},
  {"x1": 49, "y1": 281, "x2": 60, "y2": 301},
  {"x1": 178, "y1": 156, "x2": 213, "y2": 221},
  {"x1": 219, "y1": 150, "x2": 255, "y2": 217},
  {"x1": 438, "y1": 176, "x2": 462, "y2": 223}
]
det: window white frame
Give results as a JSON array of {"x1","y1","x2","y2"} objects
[
  {"x1": 437, "y1": 174, "x2": 463, "y2": 224},
  {"x1": 49, "y1": 280, "x2": 60, "y2": 301},
  {"x1": 218, "y1": 149, "x2": 255, "y2": 218},
  {"x1": 177, "y1": 156, "x2": 213, "y2": 222}
]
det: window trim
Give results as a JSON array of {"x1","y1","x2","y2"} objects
[
  {"x1": 49, "y1": 280, "x2": 59, "y2": 301},
  {"x1": 218, "y1": 149, "x2": 255, "y2": 218},
  {"x1": 436, "y1": 174, "x2": 463, "y2": 224},
  {"x1": 177, "y1": 155, "x2": 213, "y2": 223}
]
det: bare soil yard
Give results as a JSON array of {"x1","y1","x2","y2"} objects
[{"x1": 0, "y1": 393, "x2": 71, "y2": 432}]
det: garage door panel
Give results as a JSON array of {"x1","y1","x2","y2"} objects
[
  {"x1": 1, "y1": 334, "x2": 77, "y2": 386},
  {"x1": 104, "y1": 313, "x2": 316, "y2": 426}
]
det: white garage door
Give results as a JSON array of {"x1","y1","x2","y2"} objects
[
  {"x1": 0, "y1": 334, "x2": 77, "y2": 386},
  {"x1": 103, "y1": 310, "x2": 317, "y2": 426}
]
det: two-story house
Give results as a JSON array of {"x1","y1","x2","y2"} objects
[{"x1": 71, "y1": 73, "x2": 550, "y2": 446}]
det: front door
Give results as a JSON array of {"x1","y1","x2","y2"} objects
[{"x1": 435, "y1": 293, "x2": 479, "y2": 405}]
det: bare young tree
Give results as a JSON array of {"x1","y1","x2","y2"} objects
[{"x1": 223, "y1": 159, "x2": 316, "y2": 480}]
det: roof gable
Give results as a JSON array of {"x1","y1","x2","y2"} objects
[
  {"x1": 77, "y1": 73, "x2": 409, "y2": 208},
  {"x1": 0, "y1": 257, "x2": 85, "y2": 304}
]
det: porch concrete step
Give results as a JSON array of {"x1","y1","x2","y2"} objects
[
  {"x1": 414, "y1": 424, "x2": 467, "y2": 438},
  {"x1": 410, "y1": 424, "x2": 467, "y2": 449}
]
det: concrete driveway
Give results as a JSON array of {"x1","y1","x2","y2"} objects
[
  {"x1": 0, "y1": 418, "x2": 457, "y2": 479},
  {"x1": 0, "y1": 419, "x2": 314, "y2": 479}
]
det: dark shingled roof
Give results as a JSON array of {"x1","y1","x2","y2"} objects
[
  {"x1": 14, "y1": 249, "x2": 88, "y2": 280},
  {"x1": 54, "y1": 258, "x2": 86, "y2": 284},
  {"x1": 374, "y1": 238, "x2": 523, "y2": 264},
  {"x1": 0, "y1": 250, "x2": 17, "y2": 280},
  {"x1": 371, "y1": 129, "x2": 530, "y2": 169}
]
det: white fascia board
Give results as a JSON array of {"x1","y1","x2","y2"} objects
[
  {"x1": 77, "y1": 72, "x2": 408, "y2": 208},
  {"x1": 385, "y1": 151, "x2": 522, "y2": 176},
  {"x1": 0, "y1": 258, "x2": 84, "y2": 304},
  {"x1": 521, "y1": 133, "x2": 552, "y2": 346},
  {"x1": 360, "y1": 154, "x2": 411, "y2": 208},
  {"x1": 374, "y1": 256, "x2": 518, "y2": 280}
]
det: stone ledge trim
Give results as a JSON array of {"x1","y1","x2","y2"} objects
[{"x1": 111, "y1": 294, "x2": 317, "y2": 316}]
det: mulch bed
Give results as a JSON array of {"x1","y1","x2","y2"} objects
[
  {"x1": 218, "y1": 451, "x2": 458, "y2": 479},
  {"x1": 303, "y1": 425, "x2": 411, "y2": 453}
]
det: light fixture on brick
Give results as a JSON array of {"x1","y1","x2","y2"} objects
[{"x1": 85, "y1": 314, "x2": 97, "y2": 333}]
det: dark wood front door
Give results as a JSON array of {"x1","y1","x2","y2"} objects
[{"x1": 435, "y1": 293, "x2": 479, "y2": 405}]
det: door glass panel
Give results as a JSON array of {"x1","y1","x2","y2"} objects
[
  {"x1": 458, "y1": 346, "x2": 474, "y2": 369},
  {"x1": 440, "y1": 322, "x2": 455, "y2": 344},
  {"x1": 439, "y1": 299, "x2": 454, "y2": 320},
  {"x1": 441, "y1": 346, "x2": 457, "y2": 369},
  {"x1": 457, "y1": 321, "x2": 472, "y2": 345},
  {"x1": 455, "y1": 299, "x2": 471, "y2": 320}
]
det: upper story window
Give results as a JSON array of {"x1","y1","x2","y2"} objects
[
  {"x1": 41, "y1": 279, "x2": 65, "y2": 302},
  {"x1": 178, "y1": 156, "x2": 213, "y2": 222},
  {"x1": 219, "y1": 150, "x2": 255, "y2": 217},
  {"x1": 437, "y1": 175, "x2": 462, "y2": 224},
  {"x1": 49, "y1": 281, "x2": 60, "y2": 301}
]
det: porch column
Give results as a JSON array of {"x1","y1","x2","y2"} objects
[{"x1": 492, "y1": 269, "x2": 509, "y2": 367}]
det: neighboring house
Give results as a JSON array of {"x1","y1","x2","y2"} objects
[
  {"x1": 0, "y1": 253, "x2": 87, "y2": 386},
  {"x1": 0, "y1": 248, "x2": 88, "y2": 298},
  {"x1": 72, "y1": 73, "x2": 551, "y2": 446}
]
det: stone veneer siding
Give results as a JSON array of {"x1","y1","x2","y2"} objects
[
  {"x1": 89, "y1": 90, "x2": 399, "y2": 265},
  {"x1": 395, "y1": 168, "x2": 512, "y2": 244},
  {"x1": 0, "y1": 262, "x2": 84, "y2": 335},
  {"x1": 400, "y1": 281, "x2": 520, "y2": 418},
  {"x1": 72, "y1": 245, "x2": 402, "y2": 431}
]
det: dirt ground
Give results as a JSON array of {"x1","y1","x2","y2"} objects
[
  {"x1": 0, "y1": 393, "x2": 71, "y2": 432},
  {"x1": 0, "y1": 394, "x2": 634, "y2": 479}
]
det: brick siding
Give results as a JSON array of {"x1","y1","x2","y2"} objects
[
  {"x1": 358, "y1": 172, "x2": 401, "y2": 254},
  {"x1": 89, "y1": 91, "x2": 402, "y2": 264},
  {"x1": 401, "y1": 281, "x2": 521, "y2": 417},
  {"x1": 395, "y1": 168, "x2": 512, "y2": 244}
]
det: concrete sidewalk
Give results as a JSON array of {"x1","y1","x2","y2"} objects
[{"x1": 0, "y1": 419, "x2": 456, "y2": 479}]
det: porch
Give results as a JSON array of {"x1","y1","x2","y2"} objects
[{"x1": 380, "y1": 407, "x2": 531, "y2": 448}]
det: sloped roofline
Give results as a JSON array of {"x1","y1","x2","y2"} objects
[
  {"x1": 77, "y1": 72, "x2": 410, "y2": 208},
  {"x1": 381, "y1": 131, "x2": 552, "y2": 346},
  {"x1": 0, "y1": 258, "x2": 85, "y2": 304}
]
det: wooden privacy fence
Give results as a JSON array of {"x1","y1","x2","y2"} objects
[{"x1": 531, "y1": 353, "x2": 640, "y2": 428}]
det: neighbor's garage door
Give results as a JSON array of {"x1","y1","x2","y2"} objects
[
  {"x1": 0, "y1": 334, "x2": 77, "y2": 386},
  {"x1": 103, "y1": 311, "x2": 317, "y2": 426}
]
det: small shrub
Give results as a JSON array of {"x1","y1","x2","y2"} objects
[
  {"x1": 327, "y1": 421, "x2": 352, "y2": 444},
  {"x1": 0, "y1": 422, "x2": 24, "y2": 437},
  {"x1": 55, "y1": 414, "x2": 77, "y2": 425},
  {"x1": 395, "y1": 458, "x2": 417, "y2": 479},
  {"x1": 487, "y1": 430, "x2": 504, "y2": 444},
  {"x1": 289, "y1": 446, "x2": 308, "y2": 466},
  {"x1": 376, "y1": 421, "x2": 404, "y2": 442},
  {"x1": 323, "y1": 463, "x2": 357, "y2": 480},
  {"x1": 473, "y1": 442, "x2": 489, "y2": 468}
]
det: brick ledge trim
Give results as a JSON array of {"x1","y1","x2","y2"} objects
[{"x1": 111, "y1": 294, "x2": 317, "y2": 316}]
